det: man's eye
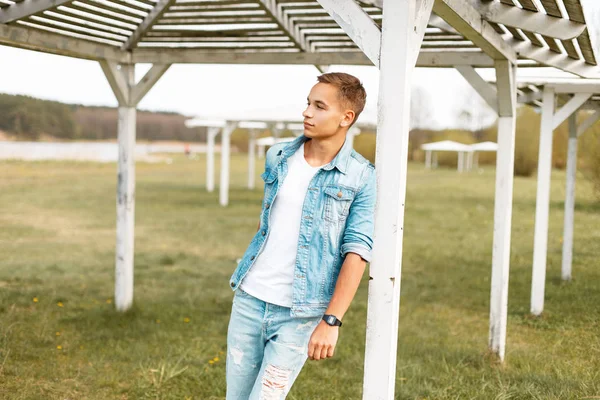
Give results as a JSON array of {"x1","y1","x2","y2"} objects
[{"x1": 317, "y1": 105, "x2": 324, "y2": 109}]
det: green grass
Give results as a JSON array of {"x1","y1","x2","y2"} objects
[{"x1": 1, "y1": 154, "x2": 599, "y2": 400}]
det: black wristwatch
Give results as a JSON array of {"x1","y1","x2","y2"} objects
[{"x1": 322, "y1": 314, "x2": 342, "y2": 327}]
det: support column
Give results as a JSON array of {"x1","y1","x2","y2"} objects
[
  {"x1": 115, "y1": 93, "x2": 136, "y2": 312},
  {"x1": 531, "y1": 87, "x2": 555, "y2": 316},
  {"x1": 206, "y1": 127, "x2": 219, "y2": 192},
  {"x1": 248, "y1": 129, "x2": 257, "y2": 190},
  {"x1": 425, "y1": 150, "x2": 432, "y2": 169},
  {"x1": 100, "y1": 60, "x2": 171, "y2": 312},
  {"x1": 562, "y1": 113, "x2": 578, "y2": 281},
  {"x1": 363, "y1": 0, "x2": 433, "y2": 398},
  {"x1": 219, "y1": 122, "x2": 236, "y2": 207},
  {"x1": 488, "y1": 60, "x2": 517, "y2": 361},
  {"x1": 458, "y1": 151, "x2": 464, "y2": 173}
]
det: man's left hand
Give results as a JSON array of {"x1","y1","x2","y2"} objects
[{"x1": 307, "y1": 320, "x2": 339, "y2": 361}]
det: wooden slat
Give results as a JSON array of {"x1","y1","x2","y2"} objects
[
  {"x1": 156, "y1": 17, "x2": 273, "y2": 24},
  {"x1": 89, "y1": 0, "x2": 148, "y2": 17},
  {"x1": 561, "y1": 39, "x2": 579, "y2": 59},
  {"x1": 16, "y1": 19, "x2": 123, "y2": 46},
  {"x1": 59, "y1": 5, "x2": 138, "y2": 29},
  {"x1": 506, "y1": 26, "x2": 525, "y2": 41},
  {"x1": 577, "y1": 29, "x2": 597, "y2": 65},
  {"x1": 24, "y1": 15, "x2": 127, "y2": 41},
  {"x1": 70, "y1": 1, "x2": 143, "y2": 23},
  {"x1": 487, "y1": 21, "x2": 505, "y2": 35},
  {"x1": 562, "y1": 0, "x2": 585, "y2": 23},
  {"x1": 145, "y1": 29, "x2": 284, "y2": 36},
  {"x1": 539, "y1": 0, "x2": 562, "y2": 18},
  {"x1": 163, "y1": 9, "x2": 265, "y2": 17},
  {"x1": 522, "y1": 30, "x2": 543, "y2": 46},
  {"x1": 541, "y1": 35, "x2": 561, "y2": 53},
  {"x1": 516, "y1": 0, "x2": 538, "y2": 12}
]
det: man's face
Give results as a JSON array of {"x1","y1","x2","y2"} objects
[{"x1": 302, "y1": 83, "x2": 354, "y2": 139}]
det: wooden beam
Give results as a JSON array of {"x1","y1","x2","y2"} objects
[
  {"x1": 131, "y1": 47, "x2": 495, "y2": 67},
  {"x1": 122, "y1": 0, "x2": 176, "y2": 50},
  {"x1": 0, "y1": 0, "x2": 72, "y2": 23},
  {"x1": 99, "y1": 60, "x2": 130, "y2": 106},
  {"x1": 433, "y1": 0, "x2": 518, "y2": 62},
  {"x1": 455, "y1": 65, "x2": 498, "y2": 113},
  {"x1": 130, "y1": 63, "x2": 171, "y2": 106},
  {"x1": 0, "y1": 23, "x2": 128, "y2": 62},
  {"x1": 552, "y1": 93, "x2": 591, "y2": 129},
  {"x1": 473, "y1": 0, "x2": 586, "y2": 41},
  {"x1": 315, "y1": 0, "x2": 382, "y2": 67},
  {"x1": 507, "y1": 38, "x2": 600, "y2": 78},
  {"x1": 577, "y1": 106, "x2": 600, "y2": 136},
  {"x1": 546, "y1": 81, "x2": 600, "y2": 93}
]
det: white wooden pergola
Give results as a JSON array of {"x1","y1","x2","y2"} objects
[
  {"x1": 2, "y1": 0, "x2": 600, "y2": 398},
  {"x1": 508, "y1": 78, "x2": 600, "y2": 316},
  {"x1": 421, "y1": 140, "x2": 473, "y2": 172}
]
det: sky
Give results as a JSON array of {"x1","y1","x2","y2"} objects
[{"x1": 0, "y1": 45, "x2": 574, "y2": 131}]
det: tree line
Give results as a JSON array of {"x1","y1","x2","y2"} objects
[{"x1": 0, "y1": 93, "x2": 206, "y2": 142}]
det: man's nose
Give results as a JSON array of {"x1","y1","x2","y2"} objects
[{"x1": 302, "y1": 107, "x2": 312, "y2": 118}]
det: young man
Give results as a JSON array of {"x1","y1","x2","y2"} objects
[{"x1": 226, "y1": 72, "x2": 376, "y2": 399}]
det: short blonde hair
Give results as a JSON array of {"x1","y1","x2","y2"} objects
[{"x1": 317, "y1": 72, "x2": 367, "y2": 126}]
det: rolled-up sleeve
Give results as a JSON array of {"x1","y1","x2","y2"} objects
[{"x1": 341, "y1": 165, "x2": 377, "y2": 262}]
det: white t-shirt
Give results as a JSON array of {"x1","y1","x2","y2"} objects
[{"x1": 240, "y1": 143, "x2": 321, "y2": 307}]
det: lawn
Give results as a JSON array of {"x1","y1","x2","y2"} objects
[{"x1": 0, "y1": 153, "x2": 599, "y2": 399}]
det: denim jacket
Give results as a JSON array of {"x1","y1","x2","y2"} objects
[{"x1": 229, "y1": 135, "x2": 376, "y2": 317}]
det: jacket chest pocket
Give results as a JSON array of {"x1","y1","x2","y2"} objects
[
  {"x1": 323, "y1": 185, "x2": 355, "y2": 223},
  {"x1": 261, "y1": 169, "x2": 278, "y2": 200}
]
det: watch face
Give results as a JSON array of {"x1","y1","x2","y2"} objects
[{"x1": 327, "y1": 316, "x2": 335, "y2": 325}]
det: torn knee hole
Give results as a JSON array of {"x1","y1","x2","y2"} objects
[{"x1": 260, "y1": 364, "x2": 292, "y2": 399}]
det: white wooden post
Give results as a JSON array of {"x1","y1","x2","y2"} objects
[
  {"x1": 115, "y1": 88, "x2": 136, "y2": 312},
  {"x1": 474, "y1": 152, "x2": 480, "y2": 169},
  {"x1": 488, "y1": 60, "x2": 517, "y2": 361},
  {"x1": 531, "y1": 87, "x2": 555, "y2": 316},
  {"x1": 467, "y1": 151, "x2": 474, "y2": 171},
  {"x1": 258, "y1": 144, "x2": 266, "y2": 159},
  {"x1": 561, "y1": 113, "x2": 578, "y2": 281},
  {"x1": 458, "y1": 151, "x2": 464, "y2": 173},
  {"x1": 363, "y1": 0, "x2": 433, "y2": 398},
  {"x1": 219, "y1": 122, "x2": 236, "y2": 207},
  {"x1": 100, "y1": 61, "x2": 170, "y2": 311},
  {"x1": 425, "y1": 150, "x2": 432, "y2": 169},
  {"x1": 248, "y1": 129, "x2": 257, "y2": 190},
  {"x1": 206, "y1": 127, "x2": 218, "y2": 192}
]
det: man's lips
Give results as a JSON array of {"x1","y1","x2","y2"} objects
[{"x1": 304, "y1": 121, "x2": 313, "y2": 128}]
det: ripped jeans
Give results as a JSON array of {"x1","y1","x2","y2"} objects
[{"x1": 226, "y1": 289, "x2": 321, "y2": 400}]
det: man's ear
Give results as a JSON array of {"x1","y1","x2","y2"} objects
[{"x1": 340, "y1": 110, "x2": 355, "y2": 128}]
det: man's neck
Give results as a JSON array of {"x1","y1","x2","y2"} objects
[{"x1": 303, "y1": 132, "x2": 347, "y2": 168}]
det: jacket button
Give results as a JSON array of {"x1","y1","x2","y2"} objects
[
  {"x1": 262, "y1": 231, "x2": 266, "y2": 236},
  {"x1": 250, "y1": 256, "x2": 255, "y2": 261},
  {"x1": 230, "y1": 282, "x2": 236, "y2": 288},
  {"x1": 265, "y1": 203, "x2": 270, "y2": 209},
  {"x1": 337, "y1": 191, "x2": 343, "y2": 198}
]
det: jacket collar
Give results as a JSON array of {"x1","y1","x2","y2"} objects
[{"x1": 278, "y1": 135, "x2": 352, "y2": 175}]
